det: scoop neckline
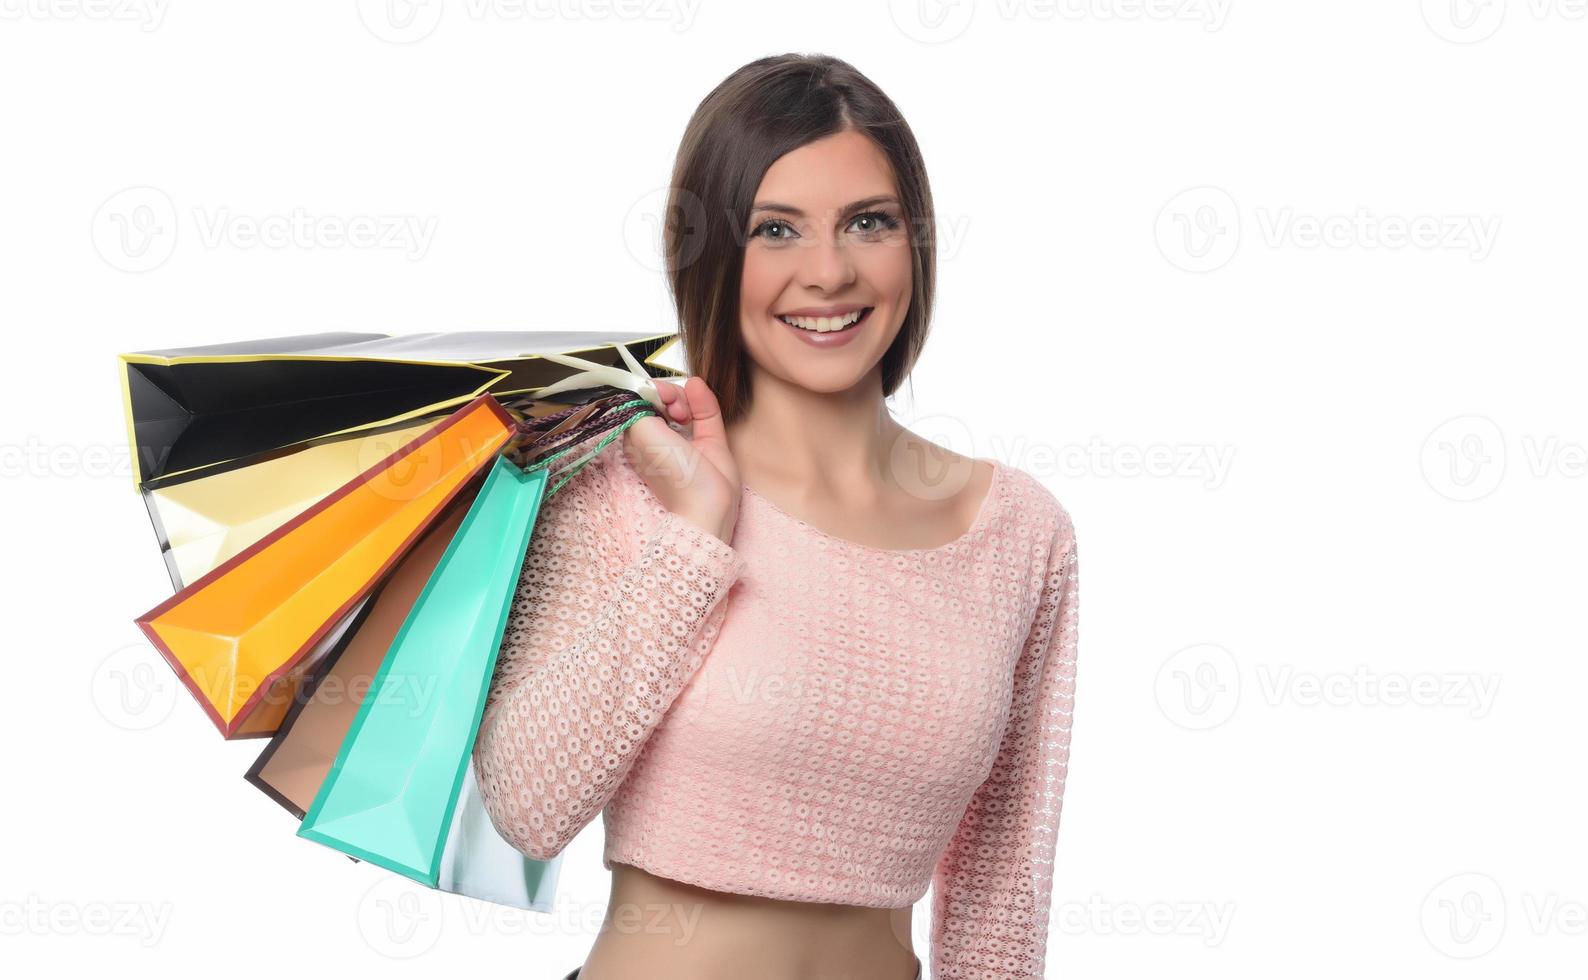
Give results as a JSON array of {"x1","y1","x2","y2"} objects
[{"x1": 740, "y1": 457, "x2": 1004, "y2": 557}]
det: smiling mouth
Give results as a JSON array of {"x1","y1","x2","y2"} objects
[{"x1": 775, "y1": 307, "x2": 873, "y2": 333}]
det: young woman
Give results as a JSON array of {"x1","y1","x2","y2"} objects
[{"x1": 473, "y1": 53, "x2": 1081, "y2": 980}]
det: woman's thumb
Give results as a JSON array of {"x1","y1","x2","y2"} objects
[{"x1": 681, "y1": 377, "x2": 735, "y2": 481}]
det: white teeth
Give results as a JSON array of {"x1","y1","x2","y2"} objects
[{"x1": 777, "y1": 309, "x2": 865, "y2": 332}]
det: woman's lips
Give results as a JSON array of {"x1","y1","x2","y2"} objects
[{"x1": 776, "y1": 306, "x2": 872, "y2": 348}]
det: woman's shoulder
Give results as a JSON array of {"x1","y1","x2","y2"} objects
[{"x1": 991, "y1": 458, "x2": 1076, "y2": 549}]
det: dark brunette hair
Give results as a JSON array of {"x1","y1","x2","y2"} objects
[{"x1": 663, "y1": 53, "x2": 937, "y2": 425}]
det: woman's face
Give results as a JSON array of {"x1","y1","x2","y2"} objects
[{"x1": 737, "y1": 129, "x2": 913, "y2": 397}]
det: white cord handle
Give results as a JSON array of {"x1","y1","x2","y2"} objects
[{"x1": 531, "y1": 343, "x2": 665, "y2": 412}]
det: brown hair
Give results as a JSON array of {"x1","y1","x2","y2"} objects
[{"x1": 663, "y1": 53, "x2": 937, "y2": 426}]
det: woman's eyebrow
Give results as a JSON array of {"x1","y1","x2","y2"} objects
[{"x1": 749, "y1": 195, "x2": 900, "y2": 218}]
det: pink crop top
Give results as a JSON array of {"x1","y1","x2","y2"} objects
[{"x1": 472, "y1": 438, "x2": 1081, "y2": 980}]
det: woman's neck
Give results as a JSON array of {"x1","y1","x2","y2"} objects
[{"x1": 723, "y1": 370, "x2": 903, "y2": 492}]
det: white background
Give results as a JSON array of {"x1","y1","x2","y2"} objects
[{"x1": 2, "y1": 1, "x2": 1585, "y2": 977}]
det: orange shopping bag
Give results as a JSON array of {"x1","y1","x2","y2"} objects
[{"x1": 135, "y1": 394, "x2": 516, "y2": 739}]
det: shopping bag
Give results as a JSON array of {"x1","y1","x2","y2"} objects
[
  {"x1": 297, "y1": 454, "x2": 548, "y2": 886},
  {"x1": 251, "y1": 389, "x2": 655, "y2": 906},
  {"x1": 134, "y1": 393, "x2": 516, "y2": 739},
  {"x1": 142, "y1": 417, "x2": 442, "y2": 591},
  {"x1": 120, "y1": 329, "x2": 680, "y2": 487},
  {"x1": 242, "y1": 488, "x2": 564, "y2": 912},
  {"x1": 244, "y1": 495, "x2": 470, "y2": 815},
  {"x1": 438, "y1": 763, "x2": 561, "y2": 911}
]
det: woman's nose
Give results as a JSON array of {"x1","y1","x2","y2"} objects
[{"x1": 799, "y1": 236, "x2": 857, "y2": 293}]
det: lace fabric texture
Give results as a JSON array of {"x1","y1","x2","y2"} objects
[{"x1": 472, "y1": 443, "x2": 1080, "y2": 980}]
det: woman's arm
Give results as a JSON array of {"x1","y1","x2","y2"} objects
[
  {"x1": 930, "y1": 504, "x2": 1080, "y2": 980},
  {"x1": 471, "y1": 445, "x2": 747, "y2": 861}
]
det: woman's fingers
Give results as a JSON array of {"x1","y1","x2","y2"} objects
[
  {"x1": 681, "y1": 377, "x2": 735, "y2": 485},
  {"x1": 621, "y1": 413, "x2": 681, "y2": 487},
  {"x1": 653, "y1": 378, "x2": 692, "y2": 425}
]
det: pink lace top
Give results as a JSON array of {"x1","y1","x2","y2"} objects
[{"x1": 472, "y1": 440, "x2": 1081, "y2": 980}]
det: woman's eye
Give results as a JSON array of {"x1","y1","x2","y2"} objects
[
  {"x1": 751, "y1": 212, "x2": 901, "y2": 243},
  {"x1": 849, "y1": 211, "x2": 902, "y2": 237},
  {"x1": 752, "y1": 219, "x2": 797, "y2": 241}
]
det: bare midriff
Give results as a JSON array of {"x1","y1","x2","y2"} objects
[{"x1": 574, "y1": 861, "x2": 920, "y2": 980}]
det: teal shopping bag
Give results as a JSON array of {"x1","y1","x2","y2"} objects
[
  {"x1": 297, "y1": 455, "x2": 548, "y2": 885},
  {"x1": 437, "y1": 761, "x2": 561, "y2": 909}
]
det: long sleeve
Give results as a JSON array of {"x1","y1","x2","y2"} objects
[
  {"x1": 930, "y1": 506, "x2": 1080, "y2": 980},
  {"x1": 471, "y1": 448, "x2": 747, "y2": 862}
]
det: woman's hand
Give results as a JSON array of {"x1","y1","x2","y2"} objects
[{"x1": 621, "y1": 376, "x2": 740, "y2": 545}]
